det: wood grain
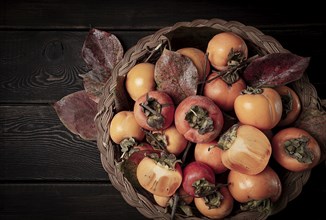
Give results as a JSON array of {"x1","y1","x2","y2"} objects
[
  {"x1": 0, "y1": 31, "x2": 152, "y2": 103},
  {"x1": 0, "y1": 183, "x2": 146, "y2": 220},
  {"x1": 0, "y1": 105, "x2": 107, "y2": 181},
  {"x1": 0, "y1": 29, "x2": 325, "y2": 104},
  {"x1": 0, "y1": 164, "x2": 324, "y2": 220},
  {"x1": 1, "y1": 2, "x2": 326, "y2": 219},
  {"x1": 1, "y1": 0, "x2": 326, "y2": 29}
]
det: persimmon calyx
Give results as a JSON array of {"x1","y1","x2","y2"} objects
[
  {"x1": 240, "y1": 199, "x2": 272, "y2": 214},
  {"x1": 203, "y1": 191, "x2": 224, "y2": 209},
  {"x1": 145, "y1": 131, "x2": 167, "y2": 151},
  {"x1": 120, "y1": 137, "x2": 138, "y2": 158},
  {"x1": 192, "y1": 178, "x2": 216, "y2": 198},
  {"x1": 241, "y1": 86, "x2": 263, "y2": 95},
  {"x1": 284, "y1": 136, "x2": 314, "y2": 163},
  {"x1": 217, "y1": 123, "x2": 239, "y2": 150},
  {"x1": 140, "y1": 96, "x2": 165, "y2": 129},
  {"x1": 185, "y1": 105, "x2": 214, "y2": 134},
  {"x1": 280, "y1": 90, "x2": 294, "y2": 119},
  {"x1": 148, "y1": 151, "x2": 181, "y2": 170}
]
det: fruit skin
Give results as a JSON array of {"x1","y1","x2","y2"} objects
[
  {"x1": 206, "y1": 32, "x2": 248, "y2": 71},
  {"x1": 227, "y1": 165, "x2": 282, "y2": 203},
  {"x1": 219, "y1": 124, "x2": 271, "y2": 175},
  {"x1": 194, "y1": 186, "x2": 234, "y2": 219},
  {"x1": 271, "y1": 127, "x2": 321, "y2": 172},
  {"x1": 174, "y1": 95, "x2": 224, "y2": 143},
  {"x1": 153, "y1": 125, "x2": 188, "y2": 156},
  {"x1": 204, "y1": 72, "x2": 246, "y2": 112},
  {"x1": 134, "y1": 91, "x2": 175, "y2": 131},
  {"x1": 121, "y1": 148, "x2": 160, "y2": 190},
  {"x1": 234, "y1": 87, "x2": 283, "y2": 130},
  {"x1": 182, "y1": 161, "x2": 216, "y2": 197},
  {"x1": 153, "y1": 194, "x2": 171, "y2": 207},
  {"x1": 136, "y1": 156, "x2": 183, "y2": 197},
  {"x1": 194, "y1": 141, "x2": 228, "y2": 174},
  {"x1": 125, "y1": 62, "x2": 156, "y2": 101},
  {"x1": 177, "y1": 47, "x2": 210, "y2": 82},
  {"x1": 109, "y1": 111, "x2": 145, "y2": 144},
  {"x1": 274, "y1": 85, "x2": 301, "y2": 127}
]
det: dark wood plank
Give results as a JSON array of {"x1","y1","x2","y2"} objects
[
  {"x1": 1, "y1": 29, "x2": 326, "y2": 104},
  {"x1": 0, "y1": 30, "x2": 152, "y2": 103},
  {"x1": 0, "y1": 183, "x2": 146, "y2": 220},
  {"x1": 0, "y1": 105, "x2": 107, "y2": 181},
  {"x1": 0, "y1": 163, "x2": 325, "y2": 220},
  {"x1": 2, "y1": 0, "x2": 326, "y2": 29}
]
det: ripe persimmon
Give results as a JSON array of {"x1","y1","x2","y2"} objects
[
  {"x1": 126, "y1": 62, "x2": 156, "y2": 101},
  {"x1": 206, "y1": 32, "x2": 248, "y2": 71}
]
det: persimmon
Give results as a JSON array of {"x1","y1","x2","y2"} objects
[
  {"x1": 174, "y1": 95, "x2": 224, "y2": 143},
  {"x1": 194, "y1": 186, "x2": 233, "y2": 219},
  {"x1": 153, "y1": 194, "x2": 171, "y2": 207},
  {"x1": 218, "y1": 124, "x2": 271, "y2": 175},
  {"x1": 121, "y1": 148, "x2": 161, "y2": 190},
  {"x1": 177, "y1": 185, "x2": 194, "y2": 205},
  {"x1": 228, "y1": 165, "x2": 282, "y2": 212},
  {"x1": 274, "y1": 85, "x2": 301, "y2": 127},
  {"x1": 194, "y1": 141, "x2": 228, "y2": 174},
  {"x1": 182, "y1": 161, "x2": 216, "y2": 197},
  {"x1": 134, "y1": 91, "x2": 175, "y2": 131},
  {"x1": 151, "y1": 125, "x2": 188, "y2": 156},
  {"x1": 206, "y1": 32, "x2": 248, "y2": 71},
  {"x1": 234, "y1": 86, "x2": 283, "y2": 130},
  {"x1": 271, "y1": 127, "x2": 321, "y2": 172},
  {"x1": 204, "y1": 72, "x2": 246, "y2": 111},
  {"x1": 136, "y1": 152, "x2": 182, "y2": 197},
  {"x1": 125, "y1": 62, "x2": 156, "y2": 101},
  {"x1": 109, "y1": 111, "x2": 145, "y2": 144}
]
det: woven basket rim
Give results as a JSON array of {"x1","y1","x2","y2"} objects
[{"x1": 95, "y1": 18, "x2": 323, "y2": 220}]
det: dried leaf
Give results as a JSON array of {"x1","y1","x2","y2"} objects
[
  {"x1": 154, "y1": 48, "x2": 199, "y2": 105},
  {"x1": 242, "y1": 53, "x2": 310, "y2": 87},
  {"x1": 80, "y1": 28, "x2": 124, "y2": 101},
  {"x1": 79, "y1": 69, "x2": 107, "y2": 103},
  {"x1": 294, "y1": 107, "x2": 326, "y2": 162},
  {"x1": 53, "y1": 90, "x2": 97, "y2": 141}
]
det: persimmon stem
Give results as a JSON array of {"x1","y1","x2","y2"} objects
[
  {"x1": 200, "y1": 54, "x2": 259, "y2": 84},
  {"x1": 142, "y1": 129, "x2": 166, "y2": 151},
  {"x1": 139, "y1": 103, "x2": 160, "y2": 117},
  {"x1": 189, "y1": 108, "x2": 198, "y2": 117},
  {"x1": 170, "y1": 194, "x2": 179, "y2": 220}
]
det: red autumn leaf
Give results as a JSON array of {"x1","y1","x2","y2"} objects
[
  {"x1": 154, "y1": 48, "x2": 199, "y2": 105},
  {"x1": 242, "y1": 53, "x2": 310, "y2": 87},
  {"x1": 80, "y1": 28, "x2": 124, "y2": 102},
  {"x1": 294, "y1": 107, "x2": 326, "y2": 162},
  {"x1": 80, "y1": 69, "x2": 107, "y2": 103},
  {"x1": 53, "y1": 90, "x2": 97, "y2": 141}
]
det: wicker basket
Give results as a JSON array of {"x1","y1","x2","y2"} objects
[{"x1": 95, "y1": 18, "x2": 324, "y2": 219}]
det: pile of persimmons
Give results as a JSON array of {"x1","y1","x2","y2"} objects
[{"x1": 108, "y1": 32, "x2": 321, "y2": 219}]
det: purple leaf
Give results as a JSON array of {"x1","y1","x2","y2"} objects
[
  {"x1": 53, "y1": 90, "x2": 98, "y2": 141},
  {"x1": 154, "y1": 48, "x2": 199, "y2": 105},
  {"x1": 81, "y1": 28, "x2": 124, "y2": 101},
  {"x1": 79, "y1": 69, "x2": 107, "y2": 103},
  {"x1": 242, "y1": 53, "x2": 310, "y2": 87}
]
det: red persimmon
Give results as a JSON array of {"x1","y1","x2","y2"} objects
[
  {"x1": 182, "y1": 161, "x2": 216, "y2": 197},
  {"x1": 174, "y1": 95, "x2": 224, "y2": 143},
  {"x1": 134, "y1": 91, "x2": 175, "y2": 131}
]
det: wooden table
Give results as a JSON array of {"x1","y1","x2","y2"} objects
[{"x1": 1, "y1": 1, "x2": 325, "y2": 219}]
